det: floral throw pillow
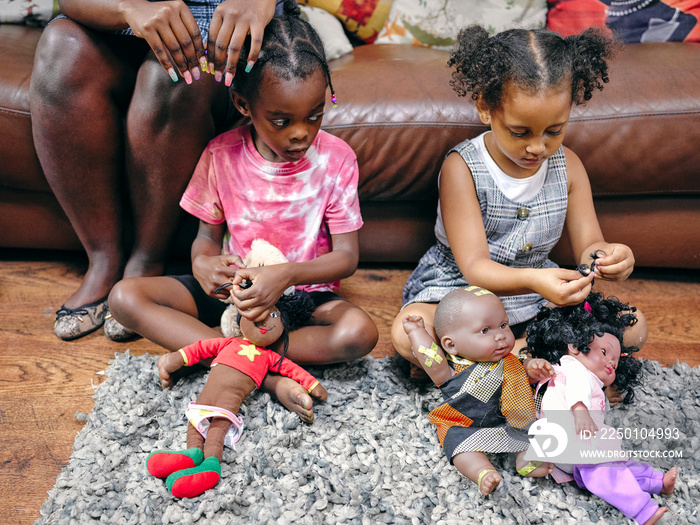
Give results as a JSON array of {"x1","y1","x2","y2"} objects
[
  {"x1": 374, "y1": 0, "x2": 548, "y2": 49},
  {"x1": 547, "y1": 0, "x2": 700, "y2": 43},
  {"x1": 0, "y1": 0, "x2": 59, "y2": 25},
  {"x1": 298, "y1": 0, "x2": 394, "y2": 44}
]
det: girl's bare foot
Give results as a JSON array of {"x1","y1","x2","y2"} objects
[
  {"x1": 263, "y1": 374, "x2": 320, "y2": 424},
  {"x1": 661, "y1": 466, "x2": 677, "y2": 495},
  {"x1": 644, "y1": 507, "x2": 668, "y2": 525}
]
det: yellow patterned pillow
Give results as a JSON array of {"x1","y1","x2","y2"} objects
[{"x1": 298, "y1": 0, "x2": 394, "y2": 43}]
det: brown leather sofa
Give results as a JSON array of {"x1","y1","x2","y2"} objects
[{"x1": 2, "y1": 24, "x2": 699, "y2": 268}]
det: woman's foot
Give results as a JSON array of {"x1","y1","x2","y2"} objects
[
  {"x1": 104, "y1": 313, "x2": 139, "y2": 342},
  {"x1": 54, "y1": 295, "x2": 109, "y2": 340},
  {"x1": 262, "y1": 374, "x2": 320, "y2": 424},
  {"x1": 661, "y1": 466, "x2": 678, "y2": 495}
]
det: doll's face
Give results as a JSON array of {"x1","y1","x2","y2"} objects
[
  {"x1": 568, "y1": 332, "x2": 621, "y2": 386},
  {"x1": 239, "y1": 307, "x2": 285, "y2": 347},
  {"x1": 440, "y1": 294, "x2": 515, "y2": 362}
]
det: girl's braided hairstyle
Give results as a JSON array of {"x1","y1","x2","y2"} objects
[
  {"x1": 231, "y1": 0, "x2": 335, "y2": 102},
  {"x1": 448, "y1": 25, "x2": 616, "y2": 110},
  {"x1": 526, "y1": 291, "x2": 642, "y2": 404}
]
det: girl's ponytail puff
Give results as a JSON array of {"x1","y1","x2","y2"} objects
[
  {"x1": 281, "y1": 0, "x2": 301, "y2": 17},
  {"x1": 566, "y1": 28, "x2": 617, "y2": 105}
]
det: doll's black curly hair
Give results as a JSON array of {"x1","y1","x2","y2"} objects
[
  {"x1": 525, "y1": 291, "x2": 642, "y2": 404},
  {"x1": 447, "y1": 25, "x2": 617, "y2": 110},
  {"x1": 230, "y1": 0, "x2": 336, "y2": 103}
]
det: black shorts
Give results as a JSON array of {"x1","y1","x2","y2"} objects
[{"x1": 170, "y1": 275, "x2": 344, "y2": 328}]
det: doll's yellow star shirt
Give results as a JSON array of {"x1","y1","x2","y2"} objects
[{"x1": 180, "y1": 337, "x2": 319, "y2": 392}]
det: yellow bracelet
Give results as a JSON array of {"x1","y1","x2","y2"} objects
[{"x1": 178, "y1": 348, "x2": 189, "y2": 367}]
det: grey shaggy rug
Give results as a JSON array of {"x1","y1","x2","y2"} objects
[{"x1": 38, "y1": 351, "x2": 699, "y2": 525}]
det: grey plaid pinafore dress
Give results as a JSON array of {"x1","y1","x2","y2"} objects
[{"x1": 403, "y1": 138, "x2": 569, "y2": 325}]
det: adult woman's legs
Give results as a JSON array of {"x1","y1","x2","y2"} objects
[
  {"x1": 30, "y1": 21, "x2": 145, "y2": 338},
  {"x1": 123, "y1": 55, "x2": 230, "y2": 281}
]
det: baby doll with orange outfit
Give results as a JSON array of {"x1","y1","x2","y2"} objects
[
  {"x1": 146, "y1": 290, "x2": 327, "y2": 499},
  {"x1": 402, "y1": 286, "x2": 552, "y2": 496},
  {"x1": 526, "y1": 292, "x2": 677, "y2": 524}
]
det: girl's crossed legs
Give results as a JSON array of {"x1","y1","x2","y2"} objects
[{"x1": 109, "y1": 276, "x2": 378, "y2": 415}]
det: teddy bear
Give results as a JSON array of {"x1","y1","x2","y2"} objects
[{"x1": 220, "y1": 239, "x2": 295, "y2": 337}]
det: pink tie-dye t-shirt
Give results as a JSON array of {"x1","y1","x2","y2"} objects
[{"x1": 180, "y1": 124, "x2": 363, "y2": 293}]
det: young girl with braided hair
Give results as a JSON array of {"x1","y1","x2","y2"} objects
[
  {"x1": 525, "y1": 293, "x2": 677, "y2": 525},
  {"x1": 109, "y1": 0, "x2": 377, "y2": 420},
  {"x1": 392, "y1": 25, "x2": 646, "y2": 370}
]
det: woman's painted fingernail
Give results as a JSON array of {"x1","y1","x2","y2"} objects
[
  {"x1": 245, "y1": 60, "x2": 255, "y2": 73},
  {"x1": 168, "y1": 68, "x2": 178, "y2": 82},
  {"x1": 192, "y1": 67, "x2": 200, "y2": 81},
  {"x1": 208, "y1": 62, "x2": 215, "y2": 74},
  {"x1": 225, "y1": 72, "x2": 233, "y2": 87},
  {"x1": 214, "y1": 70, "x2": 222, "y2": 83},
  {"x1": 183, "y1": 70, "x2": 193, "y2": 85},
  {"x1": 200, "y1": 57, "x2": 208, "y2": 71}
]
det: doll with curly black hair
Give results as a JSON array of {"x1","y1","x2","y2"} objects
[
  {"x1": 146, "y1": 290, "x2": 328, "y2": 499},
  {"x1": 393, "y1": 25, "x2": 647, "y2": 373},
  {"x1": 526, "y1": 292, "x2": 677, "y2": 525}
]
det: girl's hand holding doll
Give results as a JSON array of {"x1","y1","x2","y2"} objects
[
  {"x1": 531, "y1": 267, "x2": 595, "y2": 307},
  {"x1": 230, "y1": 264, "x2": 294, "y2": 323},
  {"x1": 587, "y1": 243, "x2": 635, "y2": 281}
]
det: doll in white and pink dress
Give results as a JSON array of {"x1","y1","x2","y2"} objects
[{"x1": 526, "y1": 292, "x2": 677, "y2": 525}]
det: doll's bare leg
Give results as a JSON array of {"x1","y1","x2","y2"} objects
[
  {"x1": 452, "y1": 451, "x2": 501, "y2": 496},
  {"x1": 644, "y1": 507, "x2": 668, "y2": 525},
  {"x1": 515, "y1": 450, "x2": 553, "y2": 477},
  {"x1": 661, "y1": 466, "x2": 677, "y2": 494}
]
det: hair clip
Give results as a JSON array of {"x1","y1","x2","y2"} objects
[
  {"x1": 584, "y1": 301, "x2": 593, "y2": 314},
  {"x1": 331, "y1": 93, "x2": 337, "y2": 108},
  {"x1": 621, "y1": 352, "x2": 629, "y2": 357}
]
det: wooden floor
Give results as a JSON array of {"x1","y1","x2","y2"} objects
[{"x1": 1, "y1": 249, "x2": 699, "y2": 524}]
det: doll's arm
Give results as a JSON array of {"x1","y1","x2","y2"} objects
[
  {"x1": 272, "y1": 355, "x2": 325, "y2": 395},
  {"x1": 402, "y1": 314, "x2": 453, "y2": 386},
  {"x1": 181, "y1": 337, "x2": 233, "y2": 366},
  {"x1": 571, "y1": 401, "x2": 598, "y2": 436},
  {"x1": 522, "y1": 358, "x2": 556, "y2": 384}
]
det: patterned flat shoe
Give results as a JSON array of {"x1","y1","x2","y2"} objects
[
  {"x1": 54, "y1": 296, "x2": 109, "y2": 341},
  {"x1": 103, "y1": 313, "x2": 138, "y2": 342}
]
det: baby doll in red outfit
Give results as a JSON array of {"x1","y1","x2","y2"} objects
[{"x1": 146, "y1": 291, "x2": 327, "y2": 498}]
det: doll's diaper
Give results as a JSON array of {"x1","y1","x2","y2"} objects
[{"x1": 186, "y1": 402, "x2": 244, "y2": 449}]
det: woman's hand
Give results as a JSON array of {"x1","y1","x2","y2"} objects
[
  {"x1": 206, "y1": 0, "x2": 278, "y2": 86},
  {"x1": 121, "y1": 0, "x2": 207, "y2": 83},
  {"x1": 532, "y1": 268, "x2": 595, "y2": 306},
  {"x1": 230, "y1": 263, "x2": 293, "y2": 322},
  {"x1": 590, "y1": 243, "x2": 635, "y2": 281},
  {"x1": 192, "y1": 253, "x2": 244, "y2": 298}
]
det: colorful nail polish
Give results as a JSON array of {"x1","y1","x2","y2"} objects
[
  {"x1": 168, "y1": 68, "x2": 178, "y2": 82},
  {"x1": 225, "y1": 72, "x2": 233, "y2": 87},
  {"x1": 214, "y1": 70, "x2": 222, "y2": 83},
  {"x1": 245, "y1": 60, "x2": 255, "y2": 73},
  {"x1": 192, "y1": 67, "x2": 200, "y2": 81},
  {"x1": 208, "y1": 62, "x2": 215, "y2": 74},
  {"x1": 199, "y1": 57, "x2": 208, "y2": 72},
  {"x1": 183, "y1": 70, "x2": 193, "y2": 85}
]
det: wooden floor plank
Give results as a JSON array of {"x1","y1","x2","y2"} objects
[{"x1": 1, "y1": 251, "x2": 698, "y2": 524}]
